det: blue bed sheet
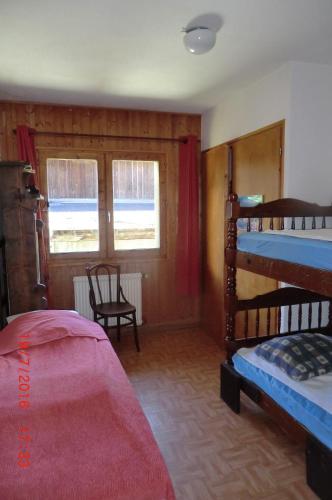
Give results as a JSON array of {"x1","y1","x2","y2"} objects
[
  {"x1": 233, "y1": 352, "x2": 332, "y2": 450},
  {"x1": 238, "y1": 232, "x2": 332, "y2": 271}
]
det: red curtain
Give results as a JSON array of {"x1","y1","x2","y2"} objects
[
  {"x1": 16, "y1": 125, "x2": 49, "y2": 295},
  {"x1": 176, "y1": 135, "x2": 200, "y2": 296}
]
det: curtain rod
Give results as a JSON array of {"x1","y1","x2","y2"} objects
[{"x1": 12, "y1": 129, "x2": 200, "y2": 144}]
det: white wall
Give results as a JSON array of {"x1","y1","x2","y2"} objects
[
  {"x1": 201, "y1": 63, "x2": 291, "y2": 150},
  {"x1": 285, "y1": 62, "x2": 332, "y2": 203},
  {"x1": 202, "y1": 61, "x2": 332, "y2": 204}
]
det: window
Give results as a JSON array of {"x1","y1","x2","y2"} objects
[
  {"x1": 43, "y1": 152, "x2": 165, "y2": 257},
  {"x1": 112, "y1": 159, "x2": 160, "y2": 251},
  {"x1": 47, "y1": 158, "x2": 99, "y2": 253}
]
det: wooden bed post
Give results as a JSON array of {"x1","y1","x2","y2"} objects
[
  {"x1": 225, "y1": 193, "x2": 239, "y2": 362},
  {"x1": 328, "y1": 300, "x2": 332, "y2": 331}
]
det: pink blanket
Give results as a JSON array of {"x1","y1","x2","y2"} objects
[{"x1": 0, "y1": 311, "x2": 175, "y2": 500}]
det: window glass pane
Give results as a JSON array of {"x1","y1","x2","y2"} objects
[
  {"x1": 47, "y1": 159, "x2": 99, "y2": 253},
  {"x1": 112, "y1": 160, "x2": 160, "y2": 250}
]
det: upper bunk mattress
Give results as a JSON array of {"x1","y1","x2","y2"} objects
[
  {"x1": 237, "y1": 229, "x2": 332, "y2": 271},
  {"x1": 233, "y1": 346, "x2": 332, "y2": 449}
]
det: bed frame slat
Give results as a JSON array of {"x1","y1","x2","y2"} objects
[
  {"x1": 244, "y1": 310, "x2": 248, "y2": 338},
  {"x1": 288, "y1": 305, "x2": 292, "y2": 332},
  {"x1": 255, "y1": 309, "x2": 260, "y2": 337},
  {"x1": 298, "y1": 303, "x2": 302, "y2": 331},
  {"x1": 308, "y1": 302, "x2": 312, "y2": 329},
  {"x1": 318, "y1": 302, "x2": 322, "y2": 328},
  {"x1": 267, "y1": 307, "x2": 271, "y2": 336},
  {"x1": 277, "y1": 307, "x2": 281, "y2": 334},
  {"x1": 258, "y1": 218, "x2": 263, "y2": 232}
]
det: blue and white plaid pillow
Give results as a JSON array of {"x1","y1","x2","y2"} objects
[{"x1": 255, "y1": 333, "x2": 332, "y2": 381}]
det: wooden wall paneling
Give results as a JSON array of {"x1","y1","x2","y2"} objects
[
  {"x1": 201, "y1": 145, "x2": 228, "y2": 346},
  {"x1": 0, "y1": 101, "x2": 201, "y2": 329}
]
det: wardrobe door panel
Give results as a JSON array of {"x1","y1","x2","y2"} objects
[
  {"x1": 201, "y1": 145, "x2": 228, "y2": 346},
  {"x1": 232, "y1": 124, "x2": 283, "y2": 336},
  {"x1": 201, "y1": 122, "x2": 284, "y2": 344}
]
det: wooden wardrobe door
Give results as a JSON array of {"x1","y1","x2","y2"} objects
[
  {"x1": 201, "y1": 145, "x2": 229, "y2": 346},
  {"x1": 232, "y1": 124, "x2": 283, "y2": 335}
]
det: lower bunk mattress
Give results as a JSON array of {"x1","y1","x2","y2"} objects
[
  {"x1": 0, "y1": 310, "x2": 175, "y2": 500},
  {"x1": 233, "y1": 346, "x2": 332, "y2": 450}
]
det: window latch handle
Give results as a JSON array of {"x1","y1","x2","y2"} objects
[{"x1": 108, "y1": 211, "x2": 111, "y2": 223}]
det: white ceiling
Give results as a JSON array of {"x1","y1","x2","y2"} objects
[{"x1": 1, "y1": 0, "x2": 332, "y2": 113}]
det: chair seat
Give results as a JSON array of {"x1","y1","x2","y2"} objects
[{"x1": 94, "y1": 301, "x2": 136, "y2": 317}]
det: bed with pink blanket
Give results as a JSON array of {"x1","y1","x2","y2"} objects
[{"x1": 0, "y1": 310, "x2": 175, "y2": 500}]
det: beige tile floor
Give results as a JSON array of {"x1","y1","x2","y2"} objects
[{"x1": 114, "y1": 328, "x2": 317, "y2": 500}]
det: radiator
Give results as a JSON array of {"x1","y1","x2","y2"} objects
[{"x1": 73, "y1": 273, "x2": 142, "y2": 325}]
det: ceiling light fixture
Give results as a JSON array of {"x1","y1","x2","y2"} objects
[{"x1": 183, "y1": 26, "x2": 216, "y2": 55}]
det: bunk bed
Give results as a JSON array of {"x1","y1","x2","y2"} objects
[{"x1": 221, "y1": 193, "x2": 332, "y2": 500}]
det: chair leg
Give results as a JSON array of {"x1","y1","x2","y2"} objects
[
  {"x1": 116, "y1": 317, "x2": 121, "y2": 342},
  {"x1": 133, "y1": 311, "x2": 140, "y2": 352}
]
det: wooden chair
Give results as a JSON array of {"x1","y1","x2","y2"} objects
[{"x1": 86, "y1": 264, "x2": 140, "y2": 352}]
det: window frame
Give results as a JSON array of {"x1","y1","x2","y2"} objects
[
  {"x1": 39, "y1": 149, "x2": 167, "y2": 262},
  {"x1": 39, "y1": 150, "x2": 107, "y2": 261},
  {"x1": 106, "y1": 152, "x2": 167, "y2": 260}
]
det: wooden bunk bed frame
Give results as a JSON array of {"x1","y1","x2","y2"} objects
[
  {"x1": 221, "y1": 193, "x2": 332, "y2": 500},
  {"x1": 225, "y1": 194, "x2": 332, "y2": 297}
]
